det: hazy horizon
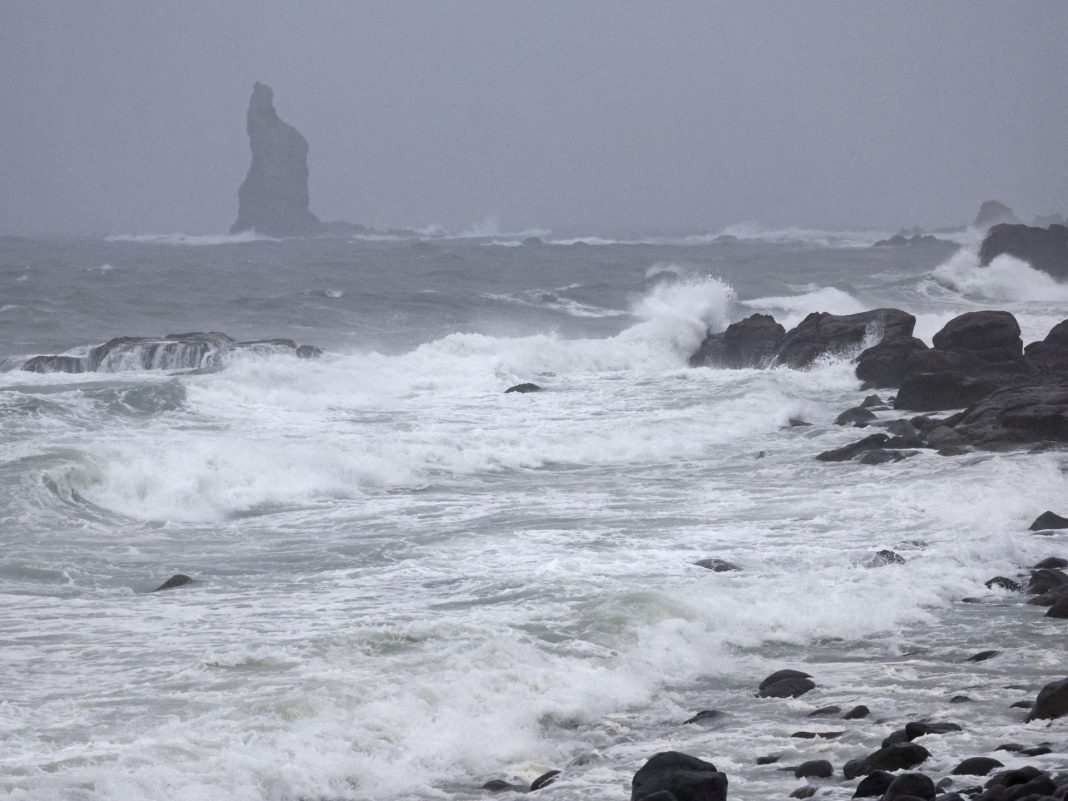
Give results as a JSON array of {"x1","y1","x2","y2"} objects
[{"x1": 2, "y1": 1, "x2": 1067, "y2": 237}]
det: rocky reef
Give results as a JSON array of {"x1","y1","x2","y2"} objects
[{"x1": 979, "y1": 222, "x2": 1068, "y2": 280}]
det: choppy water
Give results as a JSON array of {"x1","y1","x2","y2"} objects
[{"x1": 1, "y1": 229, "x2": 1066, "y2": 801}]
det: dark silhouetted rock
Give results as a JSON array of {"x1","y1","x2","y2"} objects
[
  {"x1": 152, "y1": 574, "x2": 193, "y2": 592},
  {"x1": 694, "y1": 558, "x2": 741, "y2": 572},
  {"x1": 851, "y1": 770, "x2": 893, "y2": 797},
  {"x1": 631, "y1": 752, "x2": 727, "y2": 801},
  {"x1": 1009, "y1": 700, "x2": 1031, "y2": 708},
  {"x1": 1028, "y1": 568, "x2": 1068, "y2": 595},
  {"x1": 903, "y1": 721, "x2": 960, "y2": 739},
  {"x1": 816, "y1": 433, "x2": 890, "y2": 462},
  {"x1": 949, "y1": 695, "x2": 971, "y2": 704},
  {"x1": 856, "y1": 448, "x2": 916, "y2": 465},
  {"x1": 689, "y1": 314, "x2": 786, "y2": 369},
  {"x1": 758, "y1": 670, "x2": 815, "y2": 698},
  {"x1": 1034, "y1": 556, "x2": 1068, "y2": 569},
  {"x1": 836, "y1": 407, "x2": 877, "y2": 426},
  {"x1": 758, "y1": 669, "x2": 811, "y2": 690},
  {"x1": 1031, "y1": 511, "x2": 1068, "y2": 531},
  {"x1": 884, "y1": 773, "x2": 935, "y2": 801},
  {"x1": 505, "y1": 383, "x2": 542, "y2": 394},
  {"x1": 1020, "y1": 744, "x2": 1052, "y2": 756},
  {"x1": 683, "y1": 710, "x2": 724, "y2": 725},
  {"x1": 984, "y1": 576, "x2": 1019, "y2": 591},
  {"x1": 1024, "y1": 319, "x2": 1068, "y2": 371},
  {"x1": 851, "y1": 743, "x2": 931, "y2": 776},
  {"x1": 1046, "y1": 591, "x2": 1068, "y2": 618},
  {"x1": 869, "y1": 550, "x2": 905, "y2": 566},
  {"x1": 1026, "y1": 677, "x2": 1068, "y2": 721},
  {"x1": 794, "y1": 760, "x2": 832, "y2": 779},
  {"x1": 529, "y1": 770, "x2": 560, "y2": 792},
  {"x1": 777, "y1": 309, "x2": 915, "y2": 369},
  {"x1": 952, "y1": 757, "x2": 1002, "y2": 776},
  {"x1": 21, "y1": 355, "x2": 86, "y2": 373},
  {"x1": 755, "y1": 755, "x2": 781, "y2": 765},
  {"x1": 947, "y1": 379, "x2": 1068, "y2": 446},
  {"x1": 931, "y1": 311, "x2": 1023, "y2": 358},
  {"x1": 789, "y1": 787, "x2": 815, "y2": 799},
  {"x1": 843, "y1": 705, "x2": 870, "y2": 720},
  {"x1": 980, "y1": 222, "x2": 1068, "y2": 279},
  {"x1": 872, "y1": 233, "x2": 945, "y2": 247},
  {"x1": 856, "y1": 337, "x2": 929, "y2": 388},
  {"x1": 231, "y1": 82, "x2": 322, "y2": 236},
  {"x1": 807, "y1": 705, "x2": 842, "y2": 717},
  {"x1": 967, "y1": 649, "x2": 1001, "y2": 662},
  {"x1": 790, "y1": 730, "x2": 843, "y2": 740},
  {"x1": 973, "y1": 200, "x2": 1019, "y2": 229},
  {"x1": 481, "y1": 779, "x2": 526, "y2": 793}
]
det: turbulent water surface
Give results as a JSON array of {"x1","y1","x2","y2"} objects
[{"x1": 1, "y1": 229, "x2": 1066, "y2": 801}]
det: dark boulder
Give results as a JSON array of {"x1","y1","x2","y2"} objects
[
  {"x1": 529, "y1": 770, "x2": 560, "y2": 791},
  {"x1": 856, "y1": 448, "x2": 916, "y2": 465},
  {"x1": 1026, "y1": 677, "x2": 1068, "y2": 721},
  {"x1": 1034, "y1": 556, "x2": 1068, "y2": 569},
  {"x1": 952, "y1": 757, "x2": 1003, "y2": 776},
  {"x1": 231, "y1": 82, "x2": 322, "y2": 236},
  {"x1": 843, "y1": 705, "x2": 870, "y2": 720},
  {"x1": 1031, "y1": 511, "x2": 1068, "y2": 531},
  {"x1": 631, "y1": 752, "x2": 728, "y2": 801},
  {"x1": 861, "y1": 743, "x2": 931, "y2": 775},
  {"x1": 1046, "y1": 590, "x2": 1068, "y2": 618},
  {"x1": 904, "y1": 721, "x2": 960, "y2": 739},
  {"x1": 689, "y1": 314, "x2": 786, "y2": 369},
  {"x1": 855, "y1": 337, "x2": 929, "y2": 388},
  {"x1": 816, "y1": 433, "x2": 889, "y2": 462},
  {"x1": 851, "y1": 770, "x2": 893, "y2": 797},
  {"x1": 984, "y1": 576, "x2": 1019, "y2": 591},
  {"x1": 931, "y1": 311, "x2": 1023, "y2": 359},
  {"x1": 967, "y1": 649, "x2": 1001, "y2": 662},
  {"x1": 757, "y1": 669, "x2": 815, "y2": 698},
  {"x1": 758, "y1": 669, "x2": 811, "y2": 690},
  {"x1": 1024, "y1": 319, "x2": 1068, "y2": 371},
  {"x1": 683, "y1": 710, "x2": 724, "y2": 725},
  {"x1": 151, "y1": 574, "x2": 193, "y2": 592},
  {"x1": 505, "y1": 383, "x2": 542, "y2": 394},
  {"x1": 788, "y1": 787, "x2": 815, "y2": 799},
  {"x1": 884, "y1": 773, "x2": 935, "y2": 801},
  {"x1": 693, "y1": 558, "x2": 741, "y2": 572},
  {"x1": 481, "y1": 779, "x2": 526, "y2": 793},
  {"x1": 869, "y1": 550, "x2": 905, "y2": 566},
  {"x1": 1028, "y1": 568, "x2": 1068, "y2": 595},
  {"x1": 979, "y1": 222, "x2": 1068, "y2": 279},
  {"x1": 794, "y1": 760, "x2": 832, "y2": 779},
  {"x1": 806, "y1": 705, "x2": 842, "y2": 717},
  {"x1": 755, "y1": 755, "x2": 781, "y2": 765},
  {"x1": 893, "y1": 370, "x2": 1013, "y2": 412},
  {"x1": 21, "y1": 355, "x2": 86, "y2": 373},
  {"x1": 776, "y1": 309, "x2": 915, "y2": 369},
  {"x1": 947, "y1": 379, "x2": 1068, "y2": 446},
  {"x1": 836, "y1": 406, "x2": 877, "y2": 426}
]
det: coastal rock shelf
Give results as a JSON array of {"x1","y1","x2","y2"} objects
[{"x1": 19, "y1": 331, "x2": 322, "y2": 374}]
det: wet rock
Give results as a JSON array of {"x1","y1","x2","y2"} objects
[
  {"x1": 151, "y1": 574, "x2": 193, "y2": 592},
  {"x1": 231, "y1": 82, "x2": 322, "y2": 236},
  {"x1": 967, "y1": 650, "x2": 1001, "y2": 662},
  {"x1": 904, "y1": 721, "x2": 961, "y2": 739},
  {"x1": 1028, "y1": 568, "x2": 1068, "y2": 595},
  {"x1": 856, "y1": 337, "x2": 930, "y2": 389},
  {"x1": 21, "y1": 355, "x2": 86, "y2": 373},
  {"x1": 984, "y1": 577, "x2": 1020, "y2": 592},
  {"x1": 953, "y1": 758, "x2": 1003, "y2": 776},
  {"x1": 851, "y1": 770, "x2": 893, "y2": 797},
  {"x1": 1009, "y1": 700, "x2": 1031, "y2": 708},
  {"x1": 1045, "y1": 590, "x2": 1068, "y2": 618},
  {"x1": 789, "y1": 787, "x2": 816, "y2": 799},
  {"x1": 994, "y1": 743, "x2": 1024, "y2": 753},
  {"x1": 947, "y1": 379, "x2": 1068, "y2": 447},
  {"x1": 983, "y1": 766, "x2": 1058, "y2": 799},
  {"x1": 757, "y1": 670, "x2": 816, "y2": 699},
  {"x1": 777, "y1": 308, "x2": 916, "y2": 369},
  {"x1": 926, "y1": 426, "x2": 966, "y2": 449},
  {"x1": 1026, "y1": 677, "x2": 1068, "y2": 721},
  {"x1": 529, "y1": 770, "x2": 560, "y2": 792},
  {"x1": 932, "y1": 311, "x2": 1023, "y2": 358},
  {"x1": 856, "y1": 448, "x2": 916, "y2": 465},
  {"x1": 794, "y1": 760, "x2": 833, "y2": 779},
  {"x1": 1031, "y1": 511, "x2": 1068, "y2": 531},
  {"x1": 949, "y1": 695, "x2": 971, "y2": 704},
  {"x1": 1034, "y1": 556, "x2": 1068, "y2": 569},
  {"x1": 869, "y1": 549, "x2": 906, "y2": 566},
  {"x1": 1020, "y1": 744, "x2": 1052, "y2": 756},
  {"x1": 631, "y1": 751, "x2": 728, "y2": 801},
  {"x1": 861, "y1": 394, "x2": 884, "y2": 408},
  {"x1": 683, "y1": 710, "x2": 724, "y2": 725},
  {"x1": 790, "y1": 731, "x2": 844, "y2": 739},
  {"x1": 807, "y1": 705, "x2": 842, "y2": 717},
  {"x1": 505, "y1": 383, "x2": 542, "y2": 394},
  {"x1": 755, "y1": 754, "x2": 781, "y2": 765},
  {"x1": 788, "y1": 417, "x2": 812, "y2": 427},
  {"x1": 849, "y1": 743, "x2": 931, "y2": 777},
  {"x1": 836, "y1": 407, "x2": 877, "y2": 426},
  {"x1": 843, "y1": 705, "x2": 870, "y2": 719},
  {"x1": 815, "y1": 433, "x2": 890, "y2": 462},
  {"x1": 980, "y1": 222, "x2": 1068, "y2": 279},
  {"x1": 689, "y1": 314, "x2": 786, "y2": 369},
  {"x1": 884, "y1": 773, "x2": 935, "y2": 801},
  {"x1": 481, "y1": 780, "x2": 526, "y2": 793},
  {"x1": 694, "y1": 559, "x2": 741, "y2": 572}
]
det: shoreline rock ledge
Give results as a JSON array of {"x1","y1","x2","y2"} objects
[{"x1": 231, "y1": 82, "x2": 322, "y2": 236}]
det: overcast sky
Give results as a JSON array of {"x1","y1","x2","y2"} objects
[{"x1": 2, "y1": 1, "x2": 1066, "y2": 236}]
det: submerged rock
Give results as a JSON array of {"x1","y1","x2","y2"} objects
[
  {"x1": 693, "y1": 558, "x2": 741, "y2": 572},
  {"x1": 151, "y1": 574, "x2": 193, "y2": 592},
  {"x1": 631, "y1": 751, "x2": 728, "y2": 801},
  {"x1": 231, "y1": 82, "x2": 322, "y2": 236},
  {"x1": 815, "y1": 433, "x2": 889, "y2": 462},
  {"x1": 504, "y1": 383, "x2": 542, "y2": 394}
]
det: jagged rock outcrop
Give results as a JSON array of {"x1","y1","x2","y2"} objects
[
  {"x1": 231, "y1": 83, "x2": 322, "y2": 236},
  {"x1": 20, "y1": 332, "x2": 322, "y2": 374},
  {"x1": 775, "y1": 309, "x2": 915, "y2": 369},
  {"x1": 872, "y1": 233, "x2": 945, "y2": 247},
  {"x1": 689, "y1": 314, "x2": 785, "y2": 368},
  {"x1": 979, "y1": 223, "x2": 1068, "y2": 280},
  {"x1": 973, "y1": 200, "x2": 1019, "y2": 229}
]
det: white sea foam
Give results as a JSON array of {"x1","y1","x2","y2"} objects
[
  {"x1": 925, "y1": 246, "x2": 1068, "y2": 303},
  {"x1": 105, "y1": 231, "x2": 280, "y2": 245}
]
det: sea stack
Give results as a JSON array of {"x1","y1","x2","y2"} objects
[{"x1": 231, "y1": 82, "x2": 322, "y2": 236}]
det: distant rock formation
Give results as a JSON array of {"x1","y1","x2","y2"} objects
[
  {"x1": 231, "y1": 83, "x2": 322, "y2": 236},
  {"x1": 872, "y1": 233, "x2": 946, "y2": 247},
  {"x1": 980, "y1": 223, "x2": 1068, "y2": 280},
  {"x1": 972, "y1": 200, "x2": 1019, "y2": 229}
]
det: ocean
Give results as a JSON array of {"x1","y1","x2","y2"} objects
[{"x1": 1, "y1": 227, "x2": 1065, "y2": 800}]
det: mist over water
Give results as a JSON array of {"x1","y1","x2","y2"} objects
[{"x1": 2, "y1": 230, "x2": 1067, "y2": 800}]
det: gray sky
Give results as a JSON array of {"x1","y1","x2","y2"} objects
[{"x1": 2, "y1": 1, "x2": 1066, "y2": 236}]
